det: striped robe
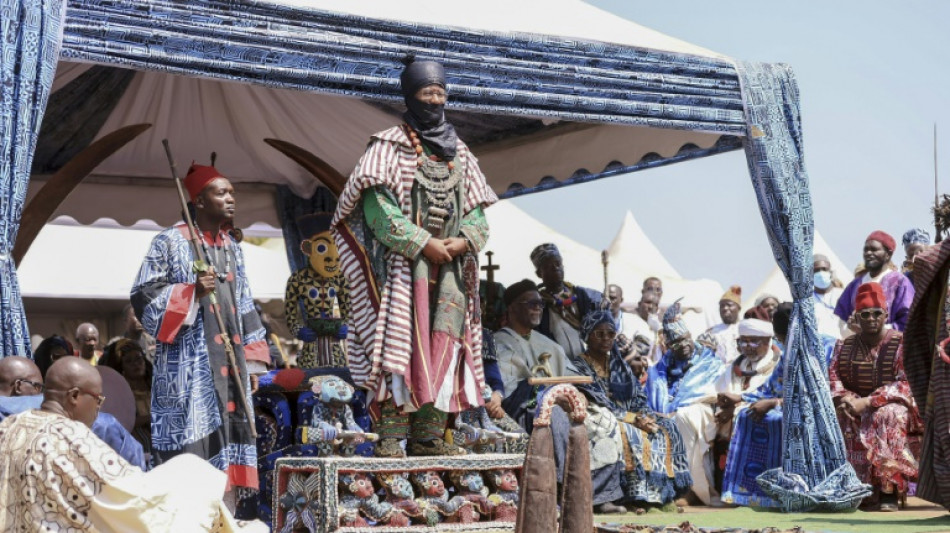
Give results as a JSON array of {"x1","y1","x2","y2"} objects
[{"x1": 331, "y1": 126, "x2": 497, "y2": 412}]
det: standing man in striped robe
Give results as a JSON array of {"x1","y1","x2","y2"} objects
[{"x1": 332, "y1": 55, "x2": 497, "y2": 457}]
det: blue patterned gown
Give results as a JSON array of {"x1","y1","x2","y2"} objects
[
  {"x1": 645, "y1": 343, "x2": 724, "y2": 504},
  {"x1": 131, "y1": 226, "x2": 269, "y2": 491},
  {"x1": 572, "y1": 348, "x2": 692, "y2": 505},
  {"x1": 720, "y1": 349, "x2": 785, "y2": 507}
]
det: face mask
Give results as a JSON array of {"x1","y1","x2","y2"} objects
[
  {"x1": 406, "y1": 98, "x2": 445, "y2": 129},
  {"x1": 813, "y1": 271, "x2": 833, "y2": 290},
  {"x1": 647, "y1": 313, "x2": 662, "y2": 332}
]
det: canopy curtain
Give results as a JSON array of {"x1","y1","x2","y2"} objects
[
  {"x1": 735, "y1": 61, "x2": 870, "y2": 512},
  {"x1": 61, "y1": 0, "x2": 746, "y2": 136},
  {"x1": 0, "y1": 0, "x2": 66, "y2": 357}
]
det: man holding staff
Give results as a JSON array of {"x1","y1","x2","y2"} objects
[{"x1": 131, "y1": 160, "x2": 270, "y2": 508}]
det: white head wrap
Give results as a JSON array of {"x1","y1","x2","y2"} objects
[{"x1": 738, "y1": 318, "x2": 774, "y2": 338}]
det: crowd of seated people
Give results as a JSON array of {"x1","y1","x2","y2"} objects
[{"x1": 3, "y1": 226, "x2": 929, "y2": 521}]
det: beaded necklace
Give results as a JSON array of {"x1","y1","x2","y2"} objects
[{"x1": 405, "y1": 124, "x2": 461, "y2": 238}]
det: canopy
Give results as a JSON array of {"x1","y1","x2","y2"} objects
[{"x1": 25, "y1": 0, "x2": 747, "y2": 229}]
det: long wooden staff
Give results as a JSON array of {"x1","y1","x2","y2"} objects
[{"x1": 162, "y1": 139, "x2": 257, "y2": 438}]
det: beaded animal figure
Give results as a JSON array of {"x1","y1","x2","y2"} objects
[
  {"x1": 338, "y1": 472, "x2": 403, "y2": 527},
  {"x1": 447, "y1": 470, "x2": 494, "y2": 522},
  {"x1": 285, "y1": 213, "x2": 349, "y2": 368}
]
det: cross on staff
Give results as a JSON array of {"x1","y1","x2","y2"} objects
[{"x1": 481, "y1": 251, "x2": 500, "y2": 312}]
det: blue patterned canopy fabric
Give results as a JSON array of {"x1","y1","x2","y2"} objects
[
  {"x1": 56, "y1": 0, "x2": 746, "y2": 198},
  {"x1": 735, "y1": 61, "x2": 870, "y2": 512},
  {"x1": 0, "y1": 0, "x2": 66, "y2": 358}
]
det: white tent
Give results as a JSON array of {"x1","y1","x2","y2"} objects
[
  {"x1": 603, "y1": 211, "x2": 722, "y2": 333},
  {"x1": 482, "y1": 203, "x2": 723, "y2": 334},
  {"x1": 19, "y1": 222, "x2": 290, "y2": 301},
  {"x1": 743, "y1": 230, "x2": 851, "y2": 309}
]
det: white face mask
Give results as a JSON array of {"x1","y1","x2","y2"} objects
[
  {"x1": 647, "y1": 313, "x2": 662, "y2": 332},
  {"x1": 813, "y1": 271, "x2": 833, "y2": 290}
]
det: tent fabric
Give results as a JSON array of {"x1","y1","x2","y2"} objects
[
  {"x1": 735, "y1": 61, "x2": 869, "y2": 511},
  {"x1": 0, "y1": 0, "x2": 67, "y2": 358},
  {"x1": 42, "y1": 0, "x2": 747, "y2": 208}
]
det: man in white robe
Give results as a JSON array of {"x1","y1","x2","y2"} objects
[
  {"x1": 0, "y1": 358, "x2": 263, "y2": 532},
  {"x1": 698, "y1": 286, "x2": 743, "y2": 364}
]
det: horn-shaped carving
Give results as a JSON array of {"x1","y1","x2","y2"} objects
[{"x1": 264, "y1": 138, "x2": 346, "y2": 197}]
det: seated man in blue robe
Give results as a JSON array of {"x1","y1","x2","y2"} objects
[{"x1": 645, "y1": 299, "x2": 724, "y2": 505}]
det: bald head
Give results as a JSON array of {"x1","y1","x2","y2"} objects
[
  {"x1": 75, "y1": 323, "x2": 99, "y2": 361},
  {"x1": 0, "y1": 356, "x2": 43, "y2": 397},
  {"x1": 44, "y1": 357, "x2": 102, "y2": 427}
]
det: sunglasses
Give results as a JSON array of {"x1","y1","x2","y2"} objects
[
  {"x1": 737, "y1": 338, "x2": 768, "y2": 348},
  {"x1": 590, "y1": 330, "x2": 618, "y2": 340},
  {"x1": 516, "y1": 299, "x2": 544, "y2": 310},
  {"x1": 47, "y1": 387, "x2": 107, "y2": 407},
  {"x1": 14, "y1": 378, "x2": 44, "y2": 392},
  {"x1": 858, "y1": 309, "x2": 885, "y2": 319},
  {"x1": 669, "y1": 338, "x2": 692, "y2": 350}
]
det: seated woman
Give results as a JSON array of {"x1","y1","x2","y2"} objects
[
  {"x1": 562, "y1": 310, "x2": 691, "y2": 514},
  {"x1": 830, "y1": 282, "x2": 921, "y2": 511},
  {"x1": 32, "y1": 335, "x2": 74, "y2": 378}
]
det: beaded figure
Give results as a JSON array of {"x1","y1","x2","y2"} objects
[{"x1": 285, "y1": 213, "x2": 349, "y2": 368}]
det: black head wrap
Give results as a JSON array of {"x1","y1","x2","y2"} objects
[
  {"x1": 399, "y1": 54, "x2": 458, "y2": 160},
  {"x1": 503, "y1": 279, "x2": 538, "y2": 307}
]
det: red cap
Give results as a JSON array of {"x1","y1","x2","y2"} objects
[
  {"x1": 866, "y1": 230, "x2": 896, "y2": 253},
  {"x1": 184, "y1": 163, "x2": 225, "y2": 201},
  {"x1": 855, "y1": 282, "x2": 886, "y2": 311}
]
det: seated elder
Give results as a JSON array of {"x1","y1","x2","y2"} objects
[
  {"x1": 830, "y1": 282, "x2": 920, "y2": 511},
  {"x1": 0, "y1": 355, "x2": 146, "y2": 470},
  {"x1": 645, "y1": 299, "x2": 724, "y2": 505},
  {"x1": 712, "y1": 318, "x2": 780, "y2": 490},
  {"x1": 495, "y1": 279, "x2": 572, "y2": 430},
  {"x1": 0, "y1": 357, "x2": 264, "y2": 531},
  {"x1": 566, "y1": 310, "x2": 691, "y2": 513},
  {"x1": 717, "y1": 304, "x2": 792, "y2": 508}
]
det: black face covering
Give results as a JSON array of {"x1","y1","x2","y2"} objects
[
  {"x1": 400, "y1": 55, "x2": 458, "y2": 160},
  {"x1": 403, "y1": 97, "x2": 457, "y2": 161}
]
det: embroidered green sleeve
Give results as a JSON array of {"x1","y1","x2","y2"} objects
[
  {"x1": 362, "y1": 186, "x2": 431, "y2": 259},
  {"x1": 459, "y1": 206, "x2": 489, "y2": 252}
]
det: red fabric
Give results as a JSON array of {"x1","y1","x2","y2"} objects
[
  {"x1": 867, "y1": 230, "x2": 896, "y2": 253},
  {"x1": 855, "y1": 282, "x2": 886, "y2": 311},
  {"x1": 272, "y1": 368, "x2": 306, "y2": 391},
  {"x1": 226, "y1": 464, "x2": 259, "y2": 490},
  {"x1": 244, "y1": 339, "x2": 270, "y2": 364},
  {"x1": 157, "y1": 283, "x2": 196, "y2": 343},
  {"x1": 184, "y1": 163, "x2": 224, "y2": 201}
]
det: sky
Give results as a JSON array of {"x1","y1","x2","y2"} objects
[{"x1": 509, "y1": 1, "x2": 950, "y2": 296}]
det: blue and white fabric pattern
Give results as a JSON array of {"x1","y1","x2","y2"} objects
[
  {"x1": 0, "y1": 0, "x2": 66, "y2": 358},
  {"x1": 735, "y1": 61, "x2": 870, "y2": 512}
]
